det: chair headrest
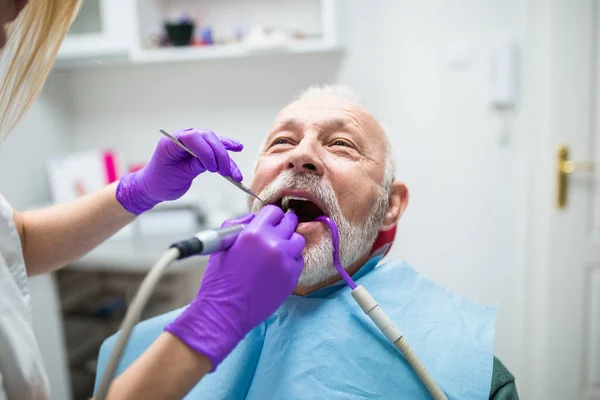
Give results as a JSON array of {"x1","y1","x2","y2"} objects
[{"x1": 368, "y1": 225, "x2": 397, "y2": 258}]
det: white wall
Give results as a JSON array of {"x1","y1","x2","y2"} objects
[
  {"x1": 0, "y1": 73, "x2": 73, "y2": 400},
  {"x1": 0, "y1": 73, "x2": 72, "y2": 208},
  {"x1": 62, "y1": 0, "x2": 524, "y2": 386}
]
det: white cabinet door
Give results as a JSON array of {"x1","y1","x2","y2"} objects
[{"x1": 58, "y1": 0, "x2": 134, "y2": 61}]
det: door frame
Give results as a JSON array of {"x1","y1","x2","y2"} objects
[{"x1": 519, "y1": 0, "x2": 597, "y2": 398}]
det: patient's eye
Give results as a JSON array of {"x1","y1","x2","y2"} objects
[
  {"x1": 328, "y1": 137, "x2": 360, "y2": 160},
  {"x1": 267, "y1": 136, "x2": 295, "y2": 151},
  {"x1": 330, "y1": 139, "x2": 354, "y2": 149}
]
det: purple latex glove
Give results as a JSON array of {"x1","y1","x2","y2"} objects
[
  {"x1": 116, "y1": 128, "x2": 243, "y2": 215},
  {"x1": 165, "y1": 205, "x2": 305, "y2": 370}
]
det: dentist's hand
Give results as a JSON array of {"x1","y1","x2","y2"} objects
[
  {"x1": 164, "y1": 206, "x2": 305, "y2": 370},
  {"x1": 116, "y1": 128, "x2": 243, "y2": 215}
]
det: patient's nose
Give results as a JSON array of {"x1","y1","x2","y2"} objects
[{"x1": 285, "y1": 142, "x2": 324, "y2": 176}]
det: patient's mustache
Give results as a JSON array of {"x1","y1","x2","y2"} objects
[{"x1": 257, "y1": 171, "x2": 339, "y2": 216}]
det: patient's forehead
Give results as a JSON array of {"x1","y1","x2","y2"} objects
[{"x1": 270, "y1": 93, "x2": 386, "y2": 149}]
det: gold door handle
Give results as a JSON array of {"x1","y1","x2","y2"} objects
[{"x1": 557, "y1": 144, "x2": 596, "y2": 208}]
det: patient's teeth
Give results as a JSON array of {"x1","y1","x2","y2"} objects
[
  {"x1": 286, "y1": 196, "x2": 309, "y2": 201},
  {"x1": 281, "y1": 196, "x2": 309, "y2": 211}
]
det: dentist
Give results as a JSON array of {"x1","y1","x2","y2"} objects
[{"x1": 0, "y1": 1, "x2": 305, "y2": 399}]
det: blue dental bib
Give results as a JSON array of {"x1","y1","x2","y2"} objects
[{"x1": 95, "y1": 258, "x2": 496, "y2": 399}]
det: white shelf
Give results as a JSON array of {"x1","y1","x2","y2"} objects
[
  {"x1": 57, "y1": 34, "x2": 128, "y2": 60},
  {"x1": 54, "y1": 0, "x2": 344, "y2": 69},
  {"x1": 130, "y1": 39, "x2": 340, "y2": 64}
]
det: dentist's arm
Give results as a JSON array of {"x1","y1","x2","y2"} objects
[
  {"x1": 105, "y1": 207, "x2": 305, "y2": 399},
  {"x1": 13, "y1": 129, "x2": 244, "y2": 276},
  {"x1": 13, "y1": 183, "x2": 134, "y2": 276},
  {"x1": 105, "y1": 333, "x2": 212, "y2": 400}
]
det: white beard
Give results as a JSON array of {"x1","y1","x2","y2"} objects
[{"x1": 250, "y1": 170, "x2": 389, "y2": 288}]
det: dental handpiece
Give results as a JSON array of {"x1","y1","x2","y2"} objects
[
  {"x1": 170, "y1": 224, "x2": 246, "y2": 259},
  {"x1": 170, "y1": 209, "x2": 297, "y2": 259}
]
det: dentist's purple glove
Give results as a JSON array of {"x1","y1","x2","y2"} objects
[
  {"x1": 116, "y1": 128, "x2": 244, "y2": 215},
  {"x1": 165, "y1": 206, "x2": 305, "y2": 370}
]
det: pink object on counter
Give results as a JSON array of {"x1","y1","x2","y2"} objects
[{"x1": 102, "y1": 150, "x2": 119, "y2": 183}]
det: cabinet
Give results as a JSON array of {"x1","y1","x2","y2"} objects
[
  {"x1": 56, "y1": 267, "x2": 200, "y2": 399},
  {"x1": 57, "y1": 1, "x2": 133, "y2": 63},
  {"x1": 55, "y1": 0, "x2": 345, "y2": 68}
]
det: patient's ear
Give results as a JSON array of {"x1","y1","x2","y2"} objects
[{"x1": 380, "y1": 181, "x2": 408, "y2": 231}]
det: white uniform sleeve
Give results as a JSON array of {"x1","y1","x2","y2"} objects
[{"x1": 0, "y1": 194, "x2": 50, "y2": 400}]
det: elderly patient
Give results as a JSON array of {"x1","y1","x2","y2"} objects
[{"x1": 96, "y1": 86, "x2": 518, "y2": 399}]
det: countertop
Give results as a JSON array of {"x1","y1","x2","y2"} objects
[{"x1": 68, "y1": 233, "x2": 209, "y2": 273}]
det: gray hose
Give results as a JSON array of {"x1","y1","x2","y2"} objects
[
  {"x1": 394, "y1": 337, "x2": 448, "y2": 400},
  {"x1": 95, "y1": 247, "x2": 180, "y2": 400},
  {"x1": 352, "y1": 285, "x2": 447, "y2": 399}
]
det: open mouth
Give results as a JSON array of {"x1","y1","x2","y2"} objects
[{"x1": 272, "y1": 193, "x2": 327, "y2": 223}]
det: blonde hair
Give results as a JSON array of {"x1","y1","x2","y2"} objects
[{"x1": 0, "y1": 0, "x2": 81, "y2": 141}]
